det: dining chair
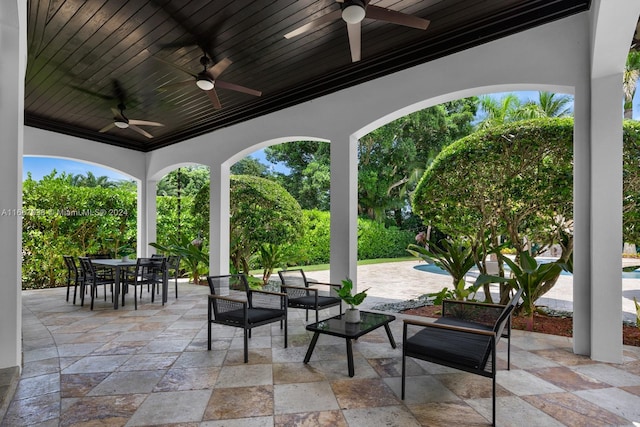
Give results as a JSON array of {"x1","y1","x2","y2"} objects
[
  {"x1": 207, "y1": 274, "x2": 288, "y2": 363},
  {"x1": 278, "y1": 269, "x2": 342, "y2": 323},
  {"x1": 78, "y1": 256, "x2": 115, "y2": 310},
  {"x1": 123, "y1": 257, "x2": 164, "y2": 309},
  {"x1": 63, "y1": 255, "x2": 84, "y2": 304}
]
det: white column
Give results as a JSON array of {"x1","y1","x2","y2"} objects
[
  {"x1": 209, "y1": 161, "x2": 230, "y2": 294},
  {"x1": 138, "y1": 179, "x2": 157, "y2": 257},
  {"x1": 572, "y1": 82, "x2": 591, "y2": 356},
  {"x1": 590, "y1": 73, "x2": 623, "y2": 363},
  {"x1": 0, "y1": 0, "x2": 25, "y2": 370},
  {"x1": 329, "y1": 134, "x2": 358, "y2": 287}
]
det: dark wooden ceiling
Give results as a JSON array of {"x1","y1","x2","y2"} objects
[{"x1": 25, "y1": 0, "x2": 590, "y2": 152}]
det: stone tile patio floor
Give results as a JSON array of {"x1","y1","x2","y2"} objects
[{"x1": 4, "y1": 263, "x2": 640, "y2": 426}]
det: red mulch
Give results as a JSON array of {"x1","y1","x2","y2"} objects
[{"x1": 402, "y1": 305, "x2": 640, "y2": 347}]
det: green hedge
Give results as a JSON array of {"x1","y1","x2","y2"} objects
[{"x1": 287, "y1": 209, "x2": 414, "y2": 265}]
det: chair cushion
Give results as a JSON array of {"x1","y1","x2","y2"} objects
[
  {"x1": 405, "y1": 327, "x2": 492, "y2": 370},
  {"x1": 288, "y1": 296, "x2": 340, "y2": 308},
  {"x1": 216, "y1": 308, "x2": 284, "y2": 325}
]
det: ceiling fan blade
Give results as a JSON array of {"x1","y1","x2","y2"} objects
[
  {"x1": 129, "y1": 119, "x2": 164, "y2": 127},
  {"x1": 206, "y1": 89, "x2": 222, "y2": 109},
  {"x1": 129, "y1": 124, "x2": 153, "y2": 139},
  {"x1": 98, "y1": 123, "x2": 116, "y2": 133},
  {"x1": 157, "y1": 80, "x2": 195, "y2": 91},
  {"x1": 152, "y1": 55, "x2": 198, "y2": 78},
  {"x1": 284, "y1": 9, "x2": 342, "y2": 39},
  {"x1": 215, "y1": 80, "x2": 262, "y2": 97},
  {"x1": 365, "y1": 5, "x2": 430, "y2": 30},
  {"x1": 346, "y1": 22, "x2": 361, "y2": 62},
  {"x1": 70, "y1": 85, "x2": 114, "y2": 101},
  {"x1": 207, "y1": 57, "x2": 232, "y2": 79}
]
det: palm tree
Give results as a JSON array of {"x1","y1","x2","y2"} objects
[
  {"x1": 624, "y1": 51, "x2": 640, "y2": 120},
  {"x1": 477, "y1": 93, "x2": 522, "y2": 129},
  {"x1": 70, "y1": 171, "x2": 115, "y2": 188}
]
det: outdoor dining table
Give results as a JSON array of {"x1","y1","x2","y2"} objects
[
  {"x1": 90, "y1": 258, "x2": 136, "y2": 309},
  {"x1": 92, "y1": 258, "x2": 170, "y2": 309}
]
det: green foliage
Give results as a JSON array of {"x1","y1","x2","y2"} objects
[
  {"x1": 150, "y1": 234, "x2": 208, "y2": 283},
  {"x1": 622, "y1": 120, "x2": 640, "y2": 244},
  {"x1": 22, "y1": 171, "x2": 136, "y2": 288},
  {"x1": 157, "y1": 166, "x2": 209, "y2": 197},
  {"x1": 357, "y1": 219, "x2": 415, "y2": 259},
  {"x1": 413, "y1": 118, "x2": 575, "y2": 288},
  {"x1": 336, "y1": 278, "x2": 369, "y2": 309},
  {"x1": 231, "y1": 156, "x2": 270, "y2": 177},
  {"x1": 407, "y1": 239, "x2": 480, "y2": 303},
  {"x1": 257, "y1": 243, "x2": 288, "y2": 285},
  {"x1": 288, "y1": 210, "x2": 331, "y2": 265},
  {"x1": 475, "y1": 251, "x2": 562, "y2": 329},
  {"x1": 194, "y1": 175, "x2": 304, "y2": 274},
  {"x1": 358, "y1": 99, "x2": 478, "y2": 224}
]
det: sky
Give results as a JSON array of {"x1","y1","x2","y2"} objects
[{"x1": 21, "y1": 89, "x2": 606, "y2": 182}]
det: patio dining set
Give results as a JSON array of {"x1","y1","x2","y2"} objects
[{"x1": 60, "y1": 259, "x2": 520, "y2": 426}]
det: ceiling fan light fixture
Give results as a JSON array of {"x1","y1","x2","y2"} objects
[
  {"x1": 114, "y1": 119, "x2": 129, "y2": 129},
  {"x1": 196, "y1": 75, "x2": 215, "y2": 91},
  {"x1": 342, "y1": 0, "x2": 366, "y2": 24}
]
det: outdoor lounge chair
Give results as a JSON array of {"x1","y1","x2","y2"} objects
[
  {"x1": 278, "y1": 269, "x2": 342, "y2": 323},
  {"x1": 402, "y1": 288, "x2": 523, "y2": 427},
  {"x1": 207, "y1": 274, "x2": 288, "y2": 363}
]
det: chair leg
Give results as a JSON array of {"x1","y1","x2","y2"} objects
[
  {"x1": 207, "y1": 304, "x2": 212, "y2": 351},
  {"x1": 175, "y1": 278, "x2": 178, "y2": 299},
  {"x1": 244, "y1": 329, "x2": 249, "y2": 363},
  {"x1": 66, "y1": 276, "x2": 71, "y2": 302},
  {"x1": 401, "y1": 354, "x2": 406, "y2": 400},
  {"x1": 90, "y1": 286, "x2": 95, "y2": 310}
]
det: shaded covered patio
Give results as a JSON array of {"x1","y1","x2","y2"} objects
[{"x1": 3, "y1": 274, "x2": 640, "y2": 426}]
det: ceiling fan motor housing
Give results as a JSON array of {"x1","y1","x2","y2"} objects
[{"x1": 342, "y1": 0, "x2": 367, "y2": 24}]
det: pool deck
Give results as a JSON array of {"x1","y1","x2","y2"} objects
[{"x1": 307, "y1": 260, "x2": 640, "y2": 323}]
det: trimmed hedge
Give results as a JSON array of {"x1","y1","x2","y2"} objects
[{"x1": 287, "y1": 209, "x2": 414, "y2": 265}]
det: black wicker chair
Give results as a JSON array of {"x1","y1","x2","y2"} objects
[
  {"x1": 78, "y1": 256, "x2": 115, "y2": 310},
  {"x1": 123, "y1": 257, "x2": 164, "y2": 309},
  {"x1": 207, "y1": 274, "x2": 287, "y2": 363},
  {"x1": 63, "y1": 255, "x2": 84, "y2": 304},
  {"x1": 402, "y1": 288, "x2": 523, "y2": 427},
  {"x1": 278, "y1": 269, "x2": 342, "y2": 323}
]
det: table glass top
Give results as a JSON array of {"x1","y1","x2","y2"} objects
[{"x1": 306, "y1": 311, "x2": 395, "y2": 338}]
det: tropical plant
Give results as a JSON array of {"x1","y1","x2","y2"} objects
[
  {"x1": 475, "y1": 251, "x2": 562, "y2": 330},
  {"x1": 336, "y1": 278, "x2": 369, "y2": 309},
  {"x1": 257, "y1": 243, "x2": 288, "y2": 285},
  {"x1": 634, "y1": 297, "x2": 640, "y2": 328},
  {"x1": 407, "y1": 238, "x2": 480, "y2": 303},
  {"x1": 150, "y1": 234, "x2": 208, "y2": 283}
]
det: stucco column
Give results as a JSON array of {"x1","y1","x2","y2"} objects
[
  {"x1": 589, "y1": 73, "x2": 623, "y2": 363},
  {"x1": 329, "y1": 134, "x2": 358, "y2": 287},
  {"x1": 138, "y1": 179, "x2": 157, "y2": 257},
  {"x1": 572, "y1": 82, "x2": 591, "y2": 356},
  {"x1": 0, "y1": 0, "x2": 25, "y2": 370},
  {"x1": 209, "y1": 161, "x2": 230, "y2": 295}
]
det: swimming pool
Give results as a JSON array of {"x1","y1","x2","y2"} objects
[{"x1": 414, "y1": 261, "x2": 640, "y2": 279}]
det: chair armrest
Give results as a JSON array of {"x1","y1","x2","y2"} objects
[
  {"x1": 443, "y1": 299, "x2": 506, "y2": 310},
  {"x1": 249, "y1": 290, "x2": 288, "y2": 309},
  {"x1": 310, "y1": 281, "x2": 342, "y2": 289},
  {"x1": 403, "y1": 318, "x2": 496, "y2": 337},
  {"x1": 251, "y1": 289, "x2": 287, "y2": 298}
]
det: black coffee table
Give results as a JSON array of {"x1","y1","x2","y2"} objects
[{"x1": 304, "y1": 310, "x2": 396, "y2": 377}]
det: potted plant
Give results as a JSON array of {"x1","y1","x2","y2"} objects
[{"x1": 336, "y1": 278, "x2": 369, "y2": 323}]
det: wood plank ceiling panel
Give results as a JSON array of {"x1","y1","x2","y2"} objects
[{"x1": 23, "y1": 0, "x2": 591, "y2": 151}]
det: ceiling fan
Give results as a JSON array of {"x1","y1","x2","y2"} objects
[
  {"x1": 99, "y1": 103, "x2": 164, "y2": 139},
  {"x1": 284, "y1": 0, "x2": 430, "y2": 62},
  {"x1": 156, "y1": 53, "x2": 262, "y2": 109},
  {"x1": 70, "y1": 79, "x2": 164, "y2": 138}
]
